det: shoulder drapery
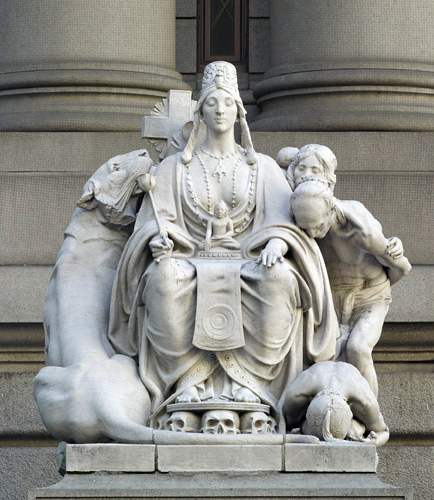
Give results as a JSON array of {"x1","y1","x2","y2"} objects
[{"x1": 108, "y1": 152, "x2": 338, "y2": 369}]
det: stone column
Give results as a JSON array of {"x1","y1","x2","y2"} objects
[
  {"x1": 251, "y1": 0, "x2": 434, "y2": 131},
  {"x1": 0, "y1": 0, "x2": 189, "y2": 131}
]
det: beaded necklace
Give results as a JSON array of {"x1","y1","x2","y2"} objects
[
  {"x1": 199, "y1": 146, "x2": 239, "y2": 183},
  {"x1": 186, "y1": 148, "x2": 256, "y2": 231}
]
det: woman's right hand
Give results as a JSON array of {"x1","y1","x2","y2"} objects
[{"x1": 149, "y1": 231, "x2": 174, "y2": 262}]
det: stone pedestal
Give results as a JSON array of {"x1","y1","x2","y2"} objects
[
  {"x1": 28, "y1": 443, "x2": 412, "y2": 499},
  {"x1": 0, "y1": 0, "x2": 189, "y2": 132},
  {"x1": 251, "y1": 0, "x2": 434, "y2": 131}
]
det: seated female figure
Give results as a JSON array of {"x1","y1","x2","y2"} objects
[{"x1": 109, "y1": 62, "x2": 338, "y2": 429}]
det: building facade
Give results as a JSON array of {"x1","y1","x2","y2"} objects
[{"x1": 0, "y1": 1, "x2": 432, "y2": 499}]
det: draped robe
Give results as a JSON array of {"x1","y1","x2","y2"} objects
[{"x1": 108, "y1": 152, "x2": 338, "y2": 428}]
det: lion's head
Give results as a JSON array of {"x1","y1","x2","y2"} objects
[{"x1": 77, "y1": 149, "x2": 154, "y2": 227}]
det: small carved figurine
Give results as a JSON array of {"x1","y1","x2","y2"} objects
[{"x1": 203, "y1": 200, "x2": 240, "y2": 251}]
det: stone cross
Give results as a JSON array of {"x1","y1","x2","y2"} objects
[{"x1": 142, "y1": 90, "x2": 196, "y2": 161}]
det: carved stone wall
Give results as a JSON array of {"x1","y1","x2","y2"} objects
[{"x1": 0, "y1": 2, "x2": 432, "y2": 500}]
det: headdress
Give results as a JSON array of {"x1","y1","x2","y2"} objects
[
  {"x1": 306, "y1": 390, "x2": 353, "y2": 441},
  {"x1": 182, "y1": 61, "x2": 256, "y2": 164},
  {"x1": 199, "y1": 62, "x2": 242, "y2": 105}
]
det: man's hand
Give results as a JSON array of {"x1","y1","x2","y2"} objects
[
  {"x1": 256, "y1": 238, "x2": 288, "y2": 267},
  {"x1": 34, "y1": 355, "x2": 153, "y2": 443},
  {"x1": 346, "y1": 419, "x2": 366, "y2": 441},
  {"x1": 386, "y1": 237, "x2": 404, "y2": 259},
  {"x1": 358, "y1": 430, "x2": 378, "y2": 445}
]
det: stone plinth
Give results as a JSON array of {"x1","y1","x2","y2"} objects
[
  {"x1": 60, "y1": 441, "x2": 378, "y2": 473},
  {"x1": 29, "y1": 443, "x2": 412, "y2": 499}
]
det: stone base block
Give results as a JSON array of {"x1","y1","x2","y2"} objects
[
  {"x1": 158, "y1": 444, "x2": 282, "y2": 472},
  {"x1": 29, "y1": 443, "x2": 412, "y2": 499},
  {"x1": 64, "y1": 444, "x2": 156, "y2": 473},
  {"x1": 29, "y1": 472, "x2": 412, "y2": 499},
  {"x1": 59, "y1": 442, "x2": 377, "y2": 474},
  {"x1": 284, "y1": 442, "x2": 378, "y2": 472}
]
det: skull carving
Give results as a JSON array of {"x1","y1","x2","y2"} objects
[
  {"x1": 201, "y1": 410, "x2": 240, "y2": 434},
  {"x1": 166, "y1": 411, "x2": 201, "y2": 433},
  {"x1": 240, "y1": 412, "x2": 277, "y2": 434},
  {"x1": 155, "y1": 413, "x2": 170, "y2": 430}
]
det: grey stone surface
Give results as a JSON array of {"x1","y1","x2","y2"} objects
[
  {"x1": 378, "y1": 446, "x2": 433, "y2": 500},
  {"x1": 285, "y1": 442, "x2": 377, "y2": 472},
  {"x1": 176, "y1": 0, "x2": 197, "y2": 18},
  {"x1": 0, "y1": 1, "x2": 176, "y2": 72},
  {"x1": 176, "y1": 19, "x2": 197, "y2": 74},
  {"x1": 249, "y1": 19, "x2": 270, "y2": 73},
  {"x1": 0, "y1": 1, "x2": 189, "y2": 131},
  {"x1": 386, "y1": 266, "x2": 434, "y2": 322},
  {"x1": 378, "y1": 372, "x2": 434, "y2": 438},
  {"x1": 1, "y1": 172, "x2": 88, "y2": 265},
  {"x1": 0, "y1": 323, "x2": 45, "y2": 373},
  {"x1": 0, "y1": 267, "x2": 52, "y2": 322},
  {"x1": 0, "y1": 132, "x2": 153, "y2": 173},
  {"x1": 29, "y1": 471, "x2": 411, "y2": 499},
  {"x1": 0, "y1": 89, "x2": 186, "y2": 133},
  {"x1": 157, "y1": 444, "x2": 282, "y2": 472},
  {"x1": 0, "y1": 447, "x2": 60, "y2": 500},
  {"x1": 252, "y1": 0, "x2": 434, "y2": 131},
  {"x1": 250, "y1": 0, "x2": 270, "y2": 18},
  {"x1": 65, "y1": 444, "x2": 155, "y2": 472},
  {"x1": 57, "y1": 442, "x2": 390, "y2": 476},
  {"x1": 374, "y1": 322, "x2": 434, "y2": 363},
  {"x1": 0, "y1": 372, "x2": 48, "y2": 437},
  {"x1": 267, "y1": 0, "x2": 434, "y2": 73},
  {"x1": 154, "y1": 430, "x2": 285, "y2": 445}
]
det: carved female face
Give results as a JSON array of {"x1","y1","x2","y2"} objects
[
  {"x1": 293, "y1": 154, "x2": 324, "y2": 188},
  {"x1": 201, "y1": 89, "x2": 238, "y2": 135}
]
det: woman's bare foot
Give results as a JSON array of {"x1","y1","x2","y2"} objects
[
  {"x1": 175, "y1": 386, "x2": 200, "y2": 403},
  {"x1": 234, "y1": 387, "x2": 260, "y2": 403}
]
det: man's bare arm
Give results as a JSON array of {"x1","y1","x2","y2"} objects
[
  {"x1": 345, "y1": 202, "x2": 411, "y2": 285},
  {"x1": 283, "y1": 369, "x2": 319, "y2": 429},
  {"x1": 348, "y1": 374, "x2": 389, "y2": 445}
]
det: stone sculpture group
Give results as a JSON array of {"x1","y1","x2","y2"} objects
[{"x1": 34, "y1": 62, "x2": 411, "y2": 447}]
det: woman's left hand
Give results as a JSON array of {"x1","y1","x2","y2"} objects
[{"x1": 257, "y1": 238, "x2": 288, "y2": 267}]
